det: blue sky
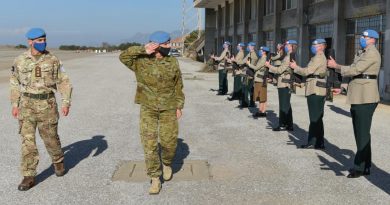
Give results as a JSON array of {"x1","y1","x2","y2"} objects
[{"x1": 0, "y1": 0, "x2": 202, "y2": 47}]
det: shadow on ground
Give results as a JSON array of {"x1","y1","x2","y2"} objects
[
  {"x1": 317, "y1": 139, "x2": 390, "y2": 195},
  {"x1": 171, "y1": 138, "x2": 190, "y2": 174},
  {"x1": 327, "y1": 105, "x2": 351, "y2": 117},
  {"x1": 36, "y1": 135, "x2": 108, "y2": 184}
]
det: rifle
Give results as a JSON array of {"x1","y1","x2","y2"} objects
[
  {"x1": 325, "y1": 49, "x2": 342, "y2": 102},
  {"x1": 288, "y1": 52, "x2": 304, "y2": 94},
  {"x1": 245, "y1": 56, "x2": 255, "y2": 77},
  {"x1": 223, "y1": 52, "x2": 230, "y2": 72},
  {"x1": 262, "y1": 52, "x2": 272, "y2": 86}
]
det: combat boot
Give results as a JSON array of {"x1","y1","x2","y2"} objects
[
  {"x1": 149, "y1": 177, "x2": 161, "y2": 195},
  {"x1": 162, "y1": 164, "x2": 173, "y2": 181},
  {"x1": 54, "y1": 162, "x2": 65, "y2": 177},
  {"x1": 18, "y1": 176, "x2": 35, "y2": 191}
]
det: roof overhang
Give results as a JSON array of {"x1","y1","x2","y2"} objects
[{"x1": 194, "y1": 0, "x2": 225, "y2": 8}]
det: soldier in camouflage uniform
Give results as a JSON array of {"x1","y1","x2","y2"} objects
[
  {"x1": 119, "y1": 31, "x2": 185, "y2": 194},
  {"x1": 10, "y1": 28, "x2": 72, "y2": 191}
]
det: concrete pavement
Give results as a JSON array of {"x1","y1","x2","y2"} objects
[{"x1": 0, "y1": 54, "x2": 389, "y2": 204}]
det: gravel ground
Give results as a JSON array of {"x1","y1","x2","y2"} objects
[{"x1": 0, "y1": 54, "x2": 389, "y2": 205}]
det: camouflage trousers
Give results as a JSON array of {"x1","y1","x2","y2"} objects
[
  {"x1": 18, "y1": 96, "x2": 64, "y2": 177},
  {"x1": 140, "y1": 106, "x2": 178, "y2": 178}
]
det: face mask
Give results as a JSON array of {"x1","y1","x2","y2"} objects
[
  {"x1": 284, "y1": 46, "x2": 289, "y2": 53},
  {"x1": 360, "y1": 37, "x2": 367, "y2": 49},
  {"x1": 158, "y1": 47, "x2": 171, "y2": 57},
  {"x1": 246, "y1": 47, "x2": 250, "y2": 52},
  {"x1": 33, "y1": 42, "x2": 47, "y2": 52},
  {"x1": 310, "y1": 46, "x2": 317, "y2": 55},
  {"x1": 237, "y1": 46, "x2": 241, "y2": 52},
  {"x1": 258, "y1": 51, "x2": 263, "y2": 57}
]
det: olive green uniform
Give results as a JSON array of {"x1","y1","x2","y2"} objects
[
  {"x1": 215, "y1": 49, "x2": 230, "y2": 94},
  {"x1": 268, "y1": 52, "x2": 293, "y2": 128},
  {"x1": 339, "y1": 44, "x2": 380, "y2": 172},
  {"x1": 241, "y1": 51, "x2": 258, "y2": 107},
  {"x1": 119, "y1": 46, "x2": 185, "y2": 178},
  {"x1": 231, "y1": 50, "x2": 245, "y2": 99},
  {"x1": 10, "y1": 50, "x2": 72, "y2": 176},
  {"x1": 294, "y1": 53, "x2": 327, "y2": 146}
]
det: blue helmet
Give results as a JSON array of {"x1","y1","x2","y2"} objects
[
  {"x1": 26, "y1": 28, "x2": 46, "y2": 39},
  {"x1": 286, "y1": 40, "x2": 298, "y2": 45},
  {"x1": 260, "y1": 46, "x2": 270, "y2": 52},
  {"x1": 247, "y1": 42, "x2": 256, "y2": 47},
  {"x1": 362, "y1": 29, "x2": 379, "y2": 39},
  {"x1": 149, "y1": 31, "x2": 171, "y2": 44},
  {"x1": 312, "y1": 39, "x2": 326, "y2": 45}
]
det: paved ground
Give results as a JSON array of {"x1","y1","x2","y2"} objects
[{"x1": 0, "y1": 54, "x2": 389, "y2": 205}]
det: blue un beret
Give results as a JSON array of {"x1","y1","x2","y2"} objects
[
  {"x1": 26, "y1": 28, "x2": 46, "y2": 40},
  {"x1": 223, "y1": 41, "x2": 231, "y2": 46},
  {"x1": 286, "y1": 40, "x2": 298, "y2": 45},
  {"x1": 149, "y1": 31, "x2": 171, "y2": 44},
  {"x1": 312, "y1": 39, "x2": 326, "y2": 45},
  {"x1": 362, "y1": 29, "x2": 379, "y2": 39},
  {"x1": 248, "y1": 42, "x2": 256, "y2": 47},
  {"x1": 260, "y1": 46, "x2": 270, "y2": 52},
  {"x1": 238, "y1": 42, "x2": 245, "y2": 47}
]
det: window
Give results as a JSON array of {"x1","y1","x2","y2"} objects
[
  {"x1": 239, "y1": 0, "x2": 245, "y2": 23},
  {"x1": 281, "y1": 27, "x2": 298, "y2": 42},
  {"x1": 264, "y1": 31, "x2": 275, "y2": 53},
  {"x1": 310, "y1": 0, "x2": 326, "y2": 3},
  {"x1": 265, "y1": 0, "x2": 274, "y2": 15},
  {"x1": 221, "y1": 6, "x2": 226, "y2": 27},
  {"x1": 236, "y1": 35, "x2": 243, "y2": 44},
  {"x1": 345, "y1": 15, "x2": 386, "y2": 65},
  {"x1": 283, "y1": 0, "x2": 297, "y2": 10},
  {"x1": 309, "y1": 23, "x2": 333, "y2": 39},
  {"x1": 248, "y1": 33, "x2": 257, "y2": 43},
  {"x1": 250, "y1": 0, "x2": 257, "y2": 20},
  {"x1": 229, "y1": 3, "x2": 234, "y2": 26}
]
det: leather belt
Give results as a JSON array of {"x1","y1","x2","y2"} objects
[
  {"x1": 23, "y1": 92, "x2": 55, "y2": 100},
  {"x1": 352, "y1": 74, "x2": 377, "y2": 80},
  {"x1": 307, "y1": 74, "x2": 325, "y2": 79}
]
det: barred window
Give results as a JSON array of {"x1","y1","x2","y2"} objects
[
  {"x1": 264, "y1": 31, "x2": 275, "y2": 53},
  {"x1": 283, "y1": 0, "x2": 297, "y2": 10},
  {"x1": 265, "y1": 0, "x2": 274, "y2": 15},
  {"x1": 309, "y1": 23, "x2": 333, "y2": 39},
  {"x1": 250, "y1": 0, "x2": 257, "y2": 20},
  {"x1": 248, "y1": 33, "x2": 257, "y2": 43},
  {"x1": 229, "y1": 3, "x2": 234, "y2": 26},
  {"x1": 281, "y1": 27, "x2": 298, "y2": 42},
  {"x1": 345, "y1": 15, "x2": 386, "y2": 65}
]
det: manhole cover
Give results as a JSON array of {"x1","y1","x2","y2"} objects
[{"x1": 112, "y1": 160, "x2": 212, "y2": 182}]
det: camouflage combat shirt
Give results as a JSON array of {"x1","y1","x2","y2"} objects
[
  {"x1": 119, "y1": 46, "x2": 185, "y2": 110},
  {"x1": 10, "y1": 50, "x2": 73, "y2": 107}
]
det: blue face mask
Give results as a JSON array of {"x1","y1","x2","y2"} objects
[
  {"x1": 360, "y1": 37, "x2": 367, "y2": 49},
  {"x1": 246, "y1": 47, "x2": 250, "y2": 52},
  {"x1": 258, "y1": 51, "x2": 263, "y2": 57},
  {"x1": 310, "y1": 46, "x2": 317, "y2": 55},
  {"x1": 33, "y1": 42, "x2": 47, "y2": 52},
  {"x1": 284, "y1": 46, "x2": 289, "y2": 53}
]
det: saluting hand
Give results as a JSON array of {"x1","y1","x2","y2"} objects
[{"x1": 145, "y1": 42, "x2": 159, "y2": 55}]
